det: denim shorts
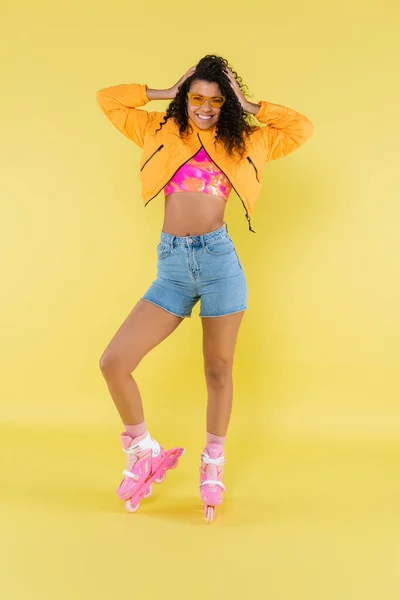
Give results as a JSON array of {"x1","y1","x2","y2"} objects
[{"x1": 142, "y1": 223, "x2": 248, "y2": 318}]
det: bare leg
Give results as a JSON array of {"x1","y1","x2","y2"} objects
[
  {"x1": 201, "y1": 311, "x2": 245, "y2": 437},
  {"x1": 99, "y1": 299, "x2": 183, "y2": 425}
]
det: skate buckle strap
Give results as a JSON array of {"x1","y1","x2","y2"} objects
[
  {"x1": 200, "y1": 479, "x2": 226, "y2": 490},
  {"x1": 122, "y1": 469, "x2": 140, "y2": 480},
  {"x1": 123, "y1": 443, "x2": 141, "y2": 454},
  {"x1": 201, "y1": 452, "x2": 225, "y2": 466}
]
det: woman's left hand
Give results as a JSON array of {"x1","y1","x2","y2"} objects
[
  {"x1": 224, "y1": 66, "x2": 248, "y2": 109},
  {"x1": 224, "y1": 66, "x2": 261, "y2": 115}
]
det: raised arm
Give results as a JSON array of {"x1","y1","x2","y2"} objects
[
  {"x1": 96, "y1": 83, "x2": 167, "y2": 148},
  {"x1": 96, "y1": 68, "x2": 196, "y2": 148},
  {"x1": 250, "y1": 99, "x2": 314, "y2": 162},
  {"x1": 224, "y1": 67, "x2": 314, "y2": 162}
]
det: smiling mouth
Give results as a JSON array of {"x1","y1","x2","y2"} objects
[{"x1": 196, "y1": 114, "x2": 213, "y2": 121}]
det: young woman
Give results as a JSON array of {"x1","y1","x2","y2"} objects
[{"x1": 96, "y1": 55, "x2": 313, "y2": 522}]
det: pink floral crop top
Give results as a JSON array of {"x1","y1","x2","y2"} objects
[{"x1": 164, "y1": 148, "x2": 232, "y2": 200}]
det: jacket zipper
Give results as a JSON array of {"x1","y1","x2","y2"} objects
[
  {"x1": 144, "y1": 146, "x2": 203, "y2": 206},
  {"x1": 140, "y1": 144, "x2": 164, "y2": 172},
  {"x1": 247, "y1": 156, "x2": 260, "y2": 183},
  {"x1": 197, "y1": 134, "x2": 256, "y2": 233}
]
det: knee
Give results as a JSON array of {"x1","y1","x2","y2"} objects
[
  {"x1": 99, "y1": 350, "x2": 125, "y2": 377},
  {"x1": 204, "y1": 358, "x2": 232, "y2": 388}
]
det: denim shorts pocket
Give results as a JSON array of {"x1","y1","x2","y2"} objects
[
  {"x1": 205, "y1": 238, "x2": 235, "y2": 256},
  {"x1": 157, "y1": 242, "x2": 172, "y2": 260}
]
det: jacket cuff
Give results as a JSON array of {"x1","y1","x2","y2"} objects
[
  {"x1": 140, "y1": 84, "x2": 150, "y2": 105},
  {"x1": 254, "y1": 101, "x2": 269, "y2": 122}
]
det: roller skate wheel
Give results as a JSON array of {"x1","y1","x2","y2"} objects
[
  {"x1": 125, "y1": 499, "x2": 140, "y2": 513},
  {"x1": 169, "y1": 461, "x2": 178, "y2": 470},
  {"x1": 143, "y1": 485, "x2": 153, "y2": 498},
  {"x1": 155, "y1": 472, "x2": 166, "y2": 484},
  {"x1": 205, "y1": 506, "x2": 214, "y2": 524}
]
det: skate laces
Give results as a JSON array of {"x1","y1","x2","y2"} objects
[{"x1": 200, "y1": 451, "x2": 226, "y2": 490}]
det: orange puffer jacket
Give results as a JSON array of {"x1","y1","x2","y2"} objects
[{"x1": 96, "y1": 83, "x2": 314, "y2": 232}]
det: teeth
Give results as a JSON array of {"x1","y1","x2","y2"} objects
[{"x1": 197, "y1": 115, "x2": 212, "y2": 120}]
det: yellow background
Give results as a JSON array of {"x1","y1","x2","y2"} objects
[{"x1": 1, "y1": 0, "x2": 399, "y2": 598}]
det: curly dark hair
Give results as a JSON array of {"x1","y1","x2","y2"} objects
[{"x1": 155, "y1": 55, "x2": 258, "y2": 160}]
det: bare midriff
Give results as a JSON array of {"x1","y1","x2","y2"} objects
[
  {"x1": 161, "y1": 147, "x2": 232, "y2": 236},
  {"x1": 162, "y1": 192, "x2": 226, "y2": 236}
]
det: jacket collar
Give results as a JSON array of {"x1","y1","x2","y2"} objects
[{"x1": 188, "y1": 117, "x2": 217, "y2": 139}]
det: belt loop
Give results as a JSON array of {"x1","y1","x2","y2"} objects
[
  {"x1": 170, "y1": 235, "x2": 175, "y2": 248},
  {"x1": 224, "y1": 221, "x2": 229, "y2": 234}
]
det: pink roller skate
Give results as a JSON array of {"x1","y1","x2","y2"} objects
[
  {"x1": 117, "y1": 432, "x2": 185, "y2": 513},
  {"x1": 199, "y1": 443, "x2": 226, "y2": 524}
]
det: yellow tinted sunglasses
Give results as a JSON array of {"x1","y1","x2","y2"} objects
[{"x1": 187, "y1": 93, "x2": 226, "y2": 109}]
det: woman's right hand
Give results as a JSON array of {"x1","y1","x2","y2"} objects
[{"x1": 169, "y1": 66, "x2": 196, "y2": 98}]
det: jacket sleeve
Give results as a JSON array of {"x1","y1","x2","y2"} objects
[
  {"x1": 254, "y1": 100, "x2": 314, "y2": 162},
  {"x1": 96, "y1": 83, "x2": 165, "y2": 148}
]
